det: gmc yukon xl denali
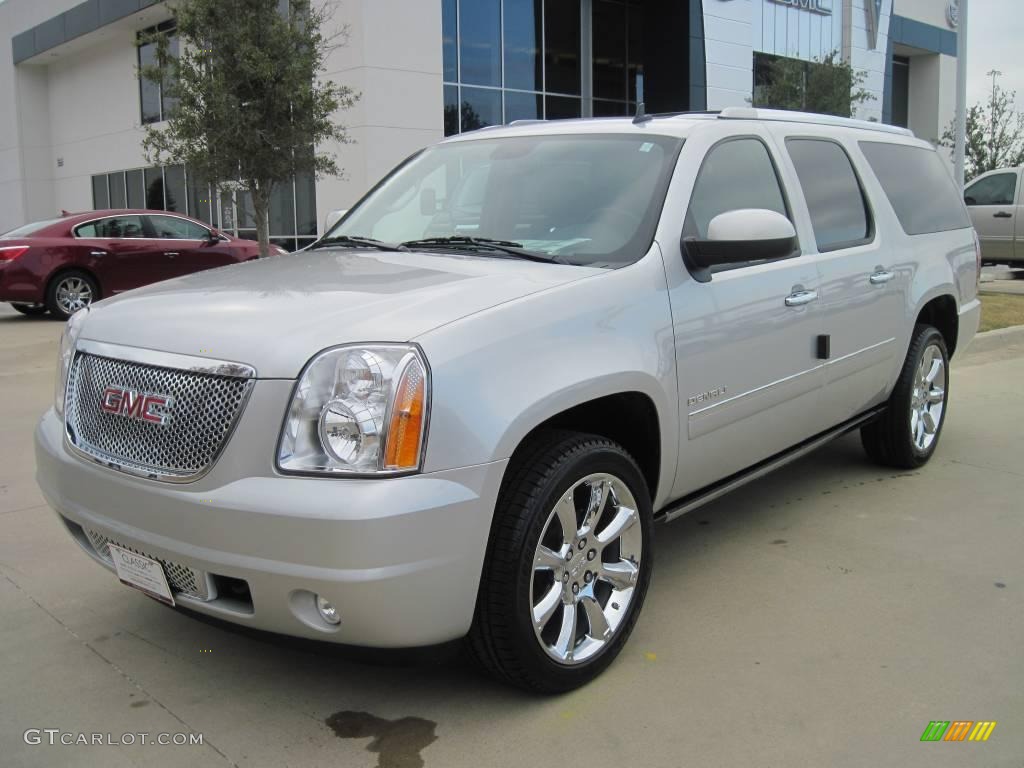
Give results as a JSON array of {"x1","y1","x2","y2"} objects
[{"x1": 35, "y1": 109, "x2": 981, "y2": 691}]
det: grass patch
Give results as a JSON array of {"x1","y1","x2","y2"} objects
[{"x1": 979, "y1": 292, "x2": 1024, "y2": 333}]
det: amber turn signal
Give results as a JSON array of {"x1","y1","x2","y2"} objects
[{"x1": 383, "y1": 357, "x2": 427, "y2": 470}]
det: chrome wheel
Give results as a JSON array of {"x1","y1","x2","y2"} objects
[
  {"x1": 530, "y1": 473, "x2": 642, "y2": 665},
  {"x1": 910, "y1": 342, "x2": 946, "y2": 452},
  {"x1": 55, "y1": 276, "x2": 93, "y2": 314}
]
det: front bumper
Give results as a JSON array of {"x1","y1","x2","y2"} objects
[{"x1": 35, "y1": 408, "x2": 507, "y2": 647}]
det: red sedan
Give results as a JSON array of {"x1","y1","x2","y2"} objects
[{"x1": 0, "y1": 209, "x2": 279, "y2": 319}]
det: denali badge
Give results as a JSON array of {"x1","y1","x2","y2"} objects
[
  {"x1": 688, "y1": 386, "x2": 727, "y2": 407},
  {"x1": 100, "y1": 386, "x2": 173, "y2": 425}
]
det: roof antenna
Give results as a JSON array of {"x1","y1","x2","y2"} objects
[{"x1": 633, "y1": 102, "x2": 652, "y2": 124}]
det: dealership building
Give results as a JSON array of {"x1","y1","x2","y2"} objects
[{"x1": 0, "y1": 0, "x2": 960, "y2": 245}]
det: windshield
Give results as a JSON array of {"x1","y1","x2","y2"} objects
[
  {"x1": 1, "y1": 217, "x2": 63, "y2": 238},
  {"x1": 330, "y1": 134, "x2": 683, "y2": 266}
]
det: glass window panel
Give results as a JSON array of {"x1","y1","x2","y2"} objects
[
  {"x1": 504, "y1": 91, "x2": 543, "y2": 123},
  {"x1": 162, "y1": 34, "x2": 180, "y2": 119},
  {"x1": 138, "y1": 41, "x2": 162, "y2": 124},
  {"x1": 444, "y1": 85, "x2": 460, "y2": 136},
  {"x1": 860, "y1": 142, "x2": 972, "y2": 235},
  {"x1": 460, "y1": 87, "x2": 502, "y2": 131},
  {"x1": 147, "y1": 214, "x2": 210, "y2": 239},
  {"x1": 92, "y1": 175, "x2": 110, "y2": 209},
  {"x1": 294, "y1": 172, "x2": 317, "y2": 235},
  {"x1": 504, "y1": 0, "x2": 542, "y2": 92},
  {"x1": 236, "y1": 190, "x2": 256, "y2": 229},
  {"x1": 145, "y1": 166, "x2": 165, "y2": 209},
  {"x1": 459, "y1": 0, "x2": 501, "y2": 87},
  {"x1": 544, "y1": 0, "x2": 581, "y2": 95},
  {"x1": 186, "y1": 172, "x2": 212, "y2": 224},
  {"x1": 109, "y1": 172, "x2": 127, "y2": 209},
  {"x1": 125, "y1": 169, "x2": 145, "y2": 209},
  {"x1": 270, "y1": 181, "x2": 296, "y2": 236},
  {"x1": 164, "y1": 165, "x2": 186, "y2": 213},
  {"x1": 685, "y1": 139, "x2": 788, "y2": 239},
  {"x1": 627, "y1": 2, "x2": 644, "y2": 102},
  {"x1": 592, "y1": 99, "x2": 628, "y2": 117},
  {"x1": 593, "y1": 1, "x2": 627, "y2": 101},
  {"x1": 443, "y1": 0, "x2": 458, "y2": 82},
  {"x1": 786, "y1": 140, "x2": 870, "y2": 251},
  {"x1": 545, "y1": 95, "x2": 581, "y2": 120}
]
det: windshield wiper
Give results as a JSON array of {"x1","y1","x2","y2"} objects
[
  {"x1": 309, "y1": 235, "x2": 409, "y2": 252},
  {"x1": 401, "y1": 236, "x2": 563, "y2": 264}
]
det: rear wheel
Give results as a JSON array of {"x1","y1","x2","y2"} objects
[
  {"x1": 10, "y1": 302, "x2": 47, "y2": 317},
  {"x1": 46, "y1": 271, "x2": 98, "y2": 320},
  {"x1": 861, "y1": 324, "x2": 949, "y2": 469},
  {"x1": 469, "y1": 430, "x2": 653, "y2": 692}
]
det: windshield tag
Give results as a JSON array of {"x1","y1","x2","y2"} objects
[{"x1": 639, "y1": 142, "x2": 654, "y2": 153}]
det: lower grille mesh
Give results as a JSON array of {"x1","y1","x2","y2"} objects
[{"x1": 85, "y1": 529, "x2": 209, "y2": 600}]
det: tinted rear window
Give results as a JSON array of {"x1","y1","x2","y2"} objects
[
  {"x1": 859, "y1": 142, "x2": 970, "y2": 235},
  {"x1": 786, "y1": 139, "x2": 871, "y2": 251}
]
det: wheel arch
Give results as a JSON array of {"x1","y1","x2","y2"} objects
[
  {"x1": 499, "y1": 387, "x2": 665, "y2": 505},
  {"x1": 45, "y1": 265, "x2": 103, "y2": 302},
  {"x1": 915, "y1": 293, "x2": 959, "y2": 358}
]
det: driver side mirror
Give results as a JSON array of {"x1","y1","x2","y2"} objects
[{"x1": 683, "y1": 209, "x2": 798, "y2": 283}]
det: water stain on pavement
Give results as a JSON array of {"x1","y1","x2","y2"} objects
[{"x1": 326, "y1": 711, "x2": 437, "y2": 768}]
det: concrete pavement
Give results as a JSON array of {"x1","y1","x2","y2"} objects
[{"x1": 0, "y1": 303, "x2": 1021, "y2": 768}]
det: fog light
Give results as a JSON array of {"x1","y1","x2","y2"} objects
[{"x1": 315, "y1": 595, "x2": 341, "y2": 625}]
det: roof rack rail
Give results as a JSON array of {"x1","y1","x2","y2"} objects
[{"x1": 717, "y1": 107, "x2": 914, "y2": 137}]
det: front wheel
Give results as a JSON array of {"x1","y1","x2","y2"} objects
[
  {"x1": 469, "y1": 431, "x2": 653, "y2": 692},
  {"x1": 861, "y1": 324, "x2": 950, "y2": 468}
]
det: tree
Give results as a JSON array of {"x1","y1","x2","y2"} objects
[
  {"x1": 753, "y1": 51, "x2": 871, "y2": 118},
  {"x1": 140, "y1": 0, "x2": 356, "y2": 257},
  {"x1": 940, "y1": 87, "x2": 1024, "y2": 182}
]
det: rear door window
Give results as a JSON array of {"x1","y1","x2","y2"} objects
[
  {"x1": 75, "y1": 216, "x2": 147, "y2": 239},
  {"x1": 859, "y1": 142, "x2": 971, "y2": 235},
  {"x1": 786, "y1": 139, "x2": 871, "y2": 252}
]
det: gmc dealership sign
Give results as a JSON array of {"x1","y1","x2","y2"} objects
[{"x1": 768, "y1": 0, "x2": 833, "y2": 15}]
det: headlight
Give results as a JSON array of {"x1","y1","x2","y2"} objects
[
  {"x1": 277, "y1": 344, "x2": 429, "y2": 475},
  {"x1": 54, "y1": 308, "x2": 88, "y2": 417}
]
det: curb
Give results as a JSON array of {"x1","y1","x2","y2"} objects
[{"x1": 965, "y1": 324, "x2": 1024, "y2": 357}]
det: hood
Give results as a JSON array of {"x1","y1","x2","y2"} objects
[{"x1": 80, "y1": 248, "x2": 603, "y2": 378}]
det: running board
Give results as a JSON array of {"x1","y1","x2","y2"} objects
[{"x1": 657, "y1": 406, "x2": 886, "y2": 524}]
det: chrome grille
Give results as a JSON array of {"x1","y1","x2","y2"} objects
[
  {"x1": 85, "y1": 528, "x2": 211, "y2": 600},
  {"x1": 65, "y1": 352, "x2": 253, "y2": 481}
]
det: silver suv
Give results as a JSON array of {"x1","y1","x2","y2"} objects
[{"x1": 35, "y1": 108, "x2": 981, "y2": 692}]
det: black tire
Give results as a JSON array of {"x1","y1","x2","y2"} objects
[
  {"x1": 468, "y1": 430, "x2": 653, "y2": 693},
  {"x1": 861, "y1": 324, "x2": 949, "y2": 469},
  {"x1": 10, "y1": 302, "x2": 48, "y2": 317},
  {"x1": 46, "y1": 270, "x2": 98, "y2": 321}
]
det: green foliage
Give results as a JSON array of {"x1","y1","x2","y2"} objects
[
  {"x1": 139, "y1": 0, "x2": 357, "y2": 256},
  {"x1": 941, "y1": 87, "x2": 1024, "y2": 181},
  {"x1": 753, "y1": 51, "x2": 871, "y2": 118}
]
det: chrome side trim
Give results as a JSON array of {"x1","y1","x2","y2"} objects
[
  {"x1": 75, "y1": 339, "x2": 256, "y2": 379},
  {"x1": 660, "y1": 406, "x2": 885, "y2": 523},
  {"x1": 821, "y1": 337, "x2": 895, "y2": 370}
]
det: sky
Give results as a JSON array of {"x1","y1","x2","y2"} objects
[{"x1": 965, "y1": 0, "x2": 1024, "y2": 110}]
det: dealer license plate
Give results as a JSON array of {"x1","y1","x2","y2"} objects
[{"x1": 108, "y1": 544, "x2": 175, "y2": 606}]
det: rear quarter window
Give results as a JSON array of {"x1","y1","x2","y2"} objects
[{"x1": 859, "y1": 142, "x2": 970, "y2": 235}]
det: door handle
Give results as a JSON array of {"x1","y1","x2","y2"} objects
[
  {"x1": 164, "y1": 251, "x2": 179, "y2": 257},
  {"x1": 89, "y1": 250, "x2": 107, "y2": 257},
  {"x1": 869, "y1": 270, "x2": 894, "y2": 285},
  {"x1": 994, "y1": 211, "x2": 1013, "y2": 218},
  {"x1": 785, "y1": 289, "x2": 818, "y2": 307}
]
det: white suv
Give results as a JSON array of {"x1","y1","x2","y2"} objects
[{"x1": 36, "y1": 108, "x2": 981, "y2": 691}]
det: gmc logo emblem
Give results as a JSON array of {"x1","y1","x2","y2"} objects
[{"x1": 100, "y1": 386, "x2": 173, "y2": 425}]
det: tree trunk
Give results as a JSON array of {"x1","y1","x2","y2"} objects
[{"x1": 251, "y1": 180, "x2": 273, "y2": 259}]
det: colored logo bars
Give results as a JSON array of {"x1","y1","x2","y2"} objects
[{"x1": 920, "y1": 721, "x2": 997, "y2": 742}]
